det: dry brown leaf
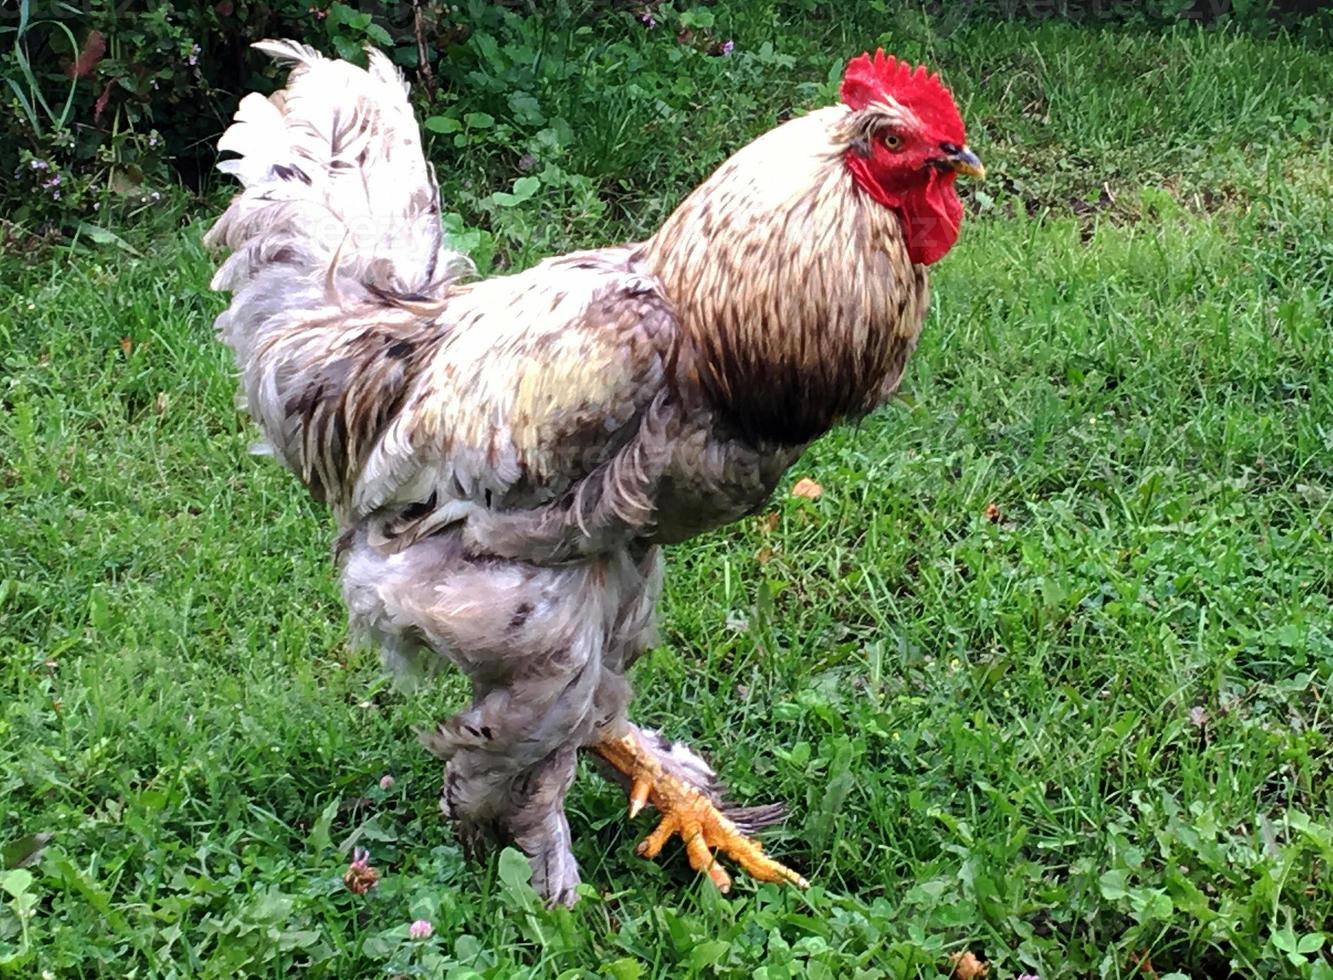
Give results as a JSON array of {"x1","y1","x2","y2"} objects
[
  {"x1": 1130, "y1": 949, "x2": 1157, "y2": 978},
  {"x1": 343, "y1": 848, "x2": 380, "y2": 895},
  {"x1": 983, "y1": 502, "x2": 1001, "y2": 522},
  {"x1": 119, "y1": 336, "x2": 133, "y2": 356},
  {"x1": 754, "y1": 546, "x2": 773, "y2": 565},
  {"x1": 64, "y1": 30, "x2": 106, "y2": 80},
  {"x1": 948, "y1": 950, "x2": 990, "y2": 979},
  {"x1": 94, "y1": 81, "x2": 113, "y2": 122},
  {"x1": 791, "y1": 477, "x2": 823, "y2": 500}
]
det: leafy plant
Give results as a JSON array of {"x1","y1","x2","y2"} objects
[{"x1": 1, "y1": 0, "x2": 79, "y2": 138}]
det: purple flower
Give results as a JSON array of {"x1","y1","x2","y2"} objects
[
  {"x1": 639, "y1": 13, "x2": 656, "y2": 27},
  {"x1": 720, "y1": 39, "x2": 734, "y2": 56},
  {"x1": 408, "y1": 919, "x2": 433, "y2": 940},
  {"x1": 379, "y1": 774, "x2": 395, "y2": 790},
  {"x1": 187, "y1": 43, "x2": 200, "y2": 67},
  {"x1": 30, "y1": 158, "x2": 49, "y2": 171}
]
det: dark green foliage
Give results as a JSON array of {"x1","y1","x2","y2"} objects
[
  {"x1": 1, "y1": 0, "x2": 433, "y2": 226},
  {"x1": 2, "y1": 0, "x2": 1331, "y2": 232}
]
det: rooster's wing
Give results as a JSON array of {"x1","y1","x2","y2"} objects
[{"x1": 251, "y1": 247, "x2": 680, "y2": 558}]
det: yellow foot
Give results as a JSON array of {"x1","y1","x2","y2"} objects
[{"x1": 593, "y1": 731, "x2": 809, "y2": 893}]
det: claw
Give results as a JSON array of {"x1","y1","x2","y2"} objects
[
  {"x1": 627, "y1": 776, "x2": 652, "y2": 820},
  {"x1": 593, "y1": 730, "x2": 809, "y2": 892}
]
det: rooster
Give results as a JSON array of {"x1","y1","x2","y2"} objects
[{"x1": 206, "y1": 40, "x2": 981, "y2": 904}]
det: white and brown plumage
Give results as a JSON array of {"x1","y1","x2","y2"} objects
[{"x1": 206, "y1": 41, "x2": 981, "y2": 904}]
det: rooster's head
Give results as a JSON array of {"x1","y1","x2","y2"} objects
[{"x1": 840, "y1": 50, "x2": 982, "y2": 266}]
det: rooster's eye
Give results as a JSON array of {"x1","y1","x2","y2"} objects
[{"x1": 883, "y1": 133, "x2": 903, "y2": 150}]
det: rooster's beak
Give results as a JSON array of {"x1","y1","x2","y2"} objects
[{"x1": 949, "y1": 146, "x2": 985, "y2": 180}]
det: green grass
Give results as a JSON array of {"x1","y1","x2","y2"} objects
[{"x1": 3, "y1": 6, "x2": 1333, "y2": 978}]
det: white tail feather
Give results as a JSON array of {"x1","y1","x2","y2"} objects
[{"x1": 205, "y1": 39, "x2": 468, "y2": 315}]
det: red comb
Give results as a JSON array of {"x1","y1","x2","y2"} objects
[{"x1": 841, "y1": 50, "x2": 963, "y2": 138}]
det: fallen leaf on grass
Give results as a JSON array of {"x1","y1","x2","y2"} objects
[
  {"x1": 949, "y1": 950, "x2": 989, "y2": 979},
  {"x1": 791, "y1": 477, "x2": 823, "y2": 500},
  {"x1": 983, "y1": 502, "x2": 1001, "y2": 522}
]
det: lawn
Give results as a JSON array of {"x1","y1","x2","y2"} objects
[{"x1": 2, "y1": 5, "x2": 1332, "y2": 978}]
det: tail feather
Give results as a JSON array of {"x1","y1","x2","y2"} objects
[
  {"x1": 205, "y1": 40, "x2": 468, "y2": 315},
  {"x1": 205, "y1": 40, "x2": 467, "y2": 503}
]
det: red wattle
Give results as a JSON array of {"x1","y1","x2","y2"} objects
[{"x1": 846, "y1": 156, "x2": 962, "y2": 266}]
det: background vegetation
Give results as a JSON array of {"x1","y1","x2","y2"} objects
[
  {"x1": 2, "y1": 0, "x2": 1331, "y2": 231},
  {"x1": 3, "y1": 1, "x2": 1333, "y2": 977}
]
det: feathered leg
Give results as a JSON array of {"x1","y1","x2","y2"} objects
[
  {"x1": 422, "y1": 642, "x2": 600, "y2": 907},
  {"x1": 342, "y1": 530, "x2": 627, "y2": 906},
  {"x1": 431, "y1": 739, "x2": 583, "y2": 904}
]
